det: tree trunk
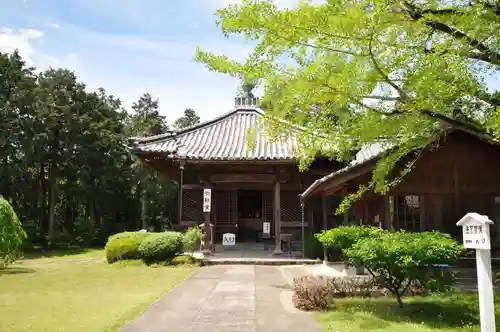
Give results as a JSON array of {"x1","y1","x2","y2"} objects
[
  {"x1": 38, "y1": 163, "x2": 48, "y2": 247},
  {"x1": 395, "y1": 293, "x2": 404, "y2": 308},
  {"x1": 141, "y1": 186, "x2": 147, "y2": 230},
  {"x1": 47, "y1": 161, "x2": 57, "y2": 242},
  {"x1": 89, "y1": 198, "x2": 95, "y2": 224}
]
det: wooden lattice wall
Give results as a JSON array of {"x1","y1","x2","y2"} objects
[
  {"x1": 216, "y1": 190, "x2": 237, "y2": 223},
  {"x1": 262, "y1": 190, "x2": 273, "y2": 223},
  {"x1": 281, "y1": 190, "x2": 302, "y2": 222},
  {"x1": 181, "y1": 189, "x2": 202, "y2": 221}
]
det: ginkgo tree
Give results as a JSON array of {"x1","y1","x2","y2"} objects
[{"x1": 195, "y1": 0, "x2": 500, "y2": 210}]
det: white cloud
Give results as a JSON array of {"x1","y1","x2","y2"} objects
[
  {"x1": 0, "y1": 27, "x2": 43, "y2": 64},
  {"x1": 46, "y1": 23, "x2": 60, "y2": 29},
  {"x1": 0, "y1": 23, "x2": 248, "y2": 121}
]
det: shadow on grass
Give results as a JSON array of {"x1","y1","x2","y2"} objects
[
  {"x1": 329, "y1": 293, "x2": 481, "y2": 330},
  {"x1": 0, "y1": 266, "x2": 36, "y2": 275},
  {"x1": 21, "y1": 247, "x2": 100, "y2": 260}
]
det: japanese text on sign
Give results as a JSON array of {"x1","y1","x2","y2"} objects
[
  {"x1": 222, "y1": 233, "x2": 235, "y2": 246},
  {"x1": 203, "y1": 188, "x2": 211, "y2": 212},
  {"x1": 462, "y1": 222, "x2": 491, "y2": 250},
  {"x1": 263, "y1": 222, "x2": 270, "y2": 235}
]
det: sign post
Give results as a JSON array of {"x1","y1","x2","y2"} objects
[
  {"x1": 456, "y1": 212, "x2": 495, "y2": 332},
  {"x1": 202, "y1": 188, "x2": 212, "y2": 256}
]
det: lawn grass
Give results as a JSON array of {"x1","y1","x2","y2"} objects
[
  {"x1": 316, "y1": 293, "x2": 497, "y2": 332},
  {"x1": 0, "y1": 257, "x2": 194, "y2": 332}
]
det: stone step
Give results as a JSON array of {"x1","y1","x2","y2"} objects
[{"x1": 200, "y1": 257, "x2": 318, "y2": 266}]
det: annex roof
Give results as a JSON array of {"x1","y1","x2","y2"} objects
[{"x1": 300, "y1": 123, "x2": 500, "y2": 202}]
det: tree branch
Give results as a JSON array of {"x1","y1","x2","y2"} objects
[
  {"x1": 403, "y1": 1, "x2": 500, "y2": 66},
  {"x1": 367, "y1": 32, "x2": 409, "y2": 101}
]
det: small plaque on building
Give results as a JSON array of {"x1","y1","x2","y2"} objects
[
  {"x1": 222, "y1": 233, "x2": 236, "y2": 246},
  {"x1": 263, "y1": 222, "x2": 270, "y2": 235},
  {"x1": 203, "y1": 188, "x2": 211, "y2": 212}
]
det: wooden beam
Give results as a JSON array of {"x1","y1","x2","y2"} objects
[
  {"x1": 304, "y1": 162, "x2": 375, "y2": 199},
  {"x1": 182, "y1": 184, "x2": 203, "y2": 189},
  {"x1": 323, "y1": 185, "x2": 344, "y2": 197},
  {"x1": 210, "y1": 173, "x2": 277, "y2": 183}
]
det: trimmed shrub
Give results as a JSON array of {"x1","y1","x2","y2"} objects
[
  {"x1": 292, "y1": 276, "x2": 331, "y2": 311},
  {"x1": 182, "y1": 226, "x2": 203, "y2": 253},
  {"x1": 345, "y1": 231, "x2": 464, "y2": 307},
  {"x1": 105, "y1": 231, "x2": 149, "y2": 263},
  {"x1": 138, "y1": 231, "x2": 183, "y2": 264},
  {"x1": 0, "y1": 197, "x2": 26, "y2": 266}
]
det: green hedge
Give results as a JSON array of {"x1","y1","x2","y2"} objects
[
  {"x1": 138, "y1": 232, "x2": 183, "y2": 264},
  {"x1": 105, "y1": 231, "x2": 149, "y2": 263}
]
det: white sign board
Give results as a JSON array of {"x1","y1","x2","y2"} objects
[
  {"x1": 263, "y1": 222, "x2": 270, "y2": 235},
  {"x1": 456, "y1": 212, "x2": 496, "y2": 332},
  {"x1": 222, "y1": 233, "x2": 236, "y2": 246},
  {"x1": 457, "y1": 212, "x2": 492, "y2": 250},
  {"x1": 203, "y1": 188, "x2": 211, "y2": 213}
]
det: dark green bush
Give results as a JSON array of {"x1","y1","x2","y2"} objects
[
  {"x1": 304, "y1": 233, "x2": 324, "y2": 259},
  {"x1": 138, "y1": 231, "x2": 183, "y2": 264},
  {"x1": 105, "y1": 231, "x2": 149, "y2": 263}
]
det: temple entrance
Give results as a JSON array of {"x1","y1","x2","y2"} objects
[{"x1": 237, "y1": 190, "x2": 263, "y2": 241}]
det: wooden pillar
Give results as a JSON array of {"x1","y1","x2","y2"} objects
[
  {"x1": 272, "y1": 181, "x2": 283, "y2": 255},
  {"x1": 211, "y1": 187, "x2": 217, "y2": 242},
  {"x1": 342, "y1": 187, "x2": 349, "y2": 225},
  {"x1": 387, "y1": 196, "x2": 395, "y2": 230},
  {"x1": 178, "y1": 162, "x2": 185, "y2": 224},
  {"x1": 453, "y1": 163, "x2": 460, "y2": 220},
  {"x1": 321, "y1": 194, "x2": 327, "y2": 230}
]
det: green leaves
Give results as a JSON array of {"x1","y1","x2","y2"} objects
[
  {"x1": 173, "y1": 108, "x2": 201, "y2": 129},
  {"x1": 341, "y1": 228, "x2": 464, "y2": 306},
  {"x1": 197, "y1": 0, "x2": 500, "y2": 207},
  {"x1": 315, "y1": 226, "x2": 463, "y2": 306},
  {"x1": 315, "y1": 225, "x2": 384, "y2": 250},
  {"x1": 0, "y1": 196, "x2": 26, "y2": 265}
]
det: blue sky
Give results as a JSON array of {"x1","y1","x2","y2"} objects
[
  {"x1": 0, "y1": 0, "x2": 497, "y2": 123},
  {"x1": 0, "y1": 0, "x2": 271, "y2": 122}
]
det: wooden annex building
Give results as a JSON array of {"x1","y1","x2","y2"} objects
[
  {"x1": 301, "y1": 125, "x2": 500, "y2": 254},
  {"x1": 130, "y1": 97, "x2": 342, "y2": 252}
]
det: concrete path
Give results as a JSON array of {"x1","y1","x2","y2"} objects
[{"x1": 120, "y1": 265, "x2": 321, "y2": 332}]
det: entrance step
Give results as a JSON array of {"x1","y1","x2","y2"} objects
[
  {"x1": 200, "y1": 257, "x2": 319, "y2": 266},
  {"x1": 192, "y1": 242, "x2": 320, "y2": 266}
]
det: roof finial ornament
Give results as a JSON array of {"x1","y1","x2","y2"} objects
[{"x1": 235, "y1": 75, "x2": 260, "y2": 110}]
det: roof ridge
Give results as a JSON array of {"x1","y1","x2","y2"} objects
[{"x1": 134, "y1": 108, "x2": 264, "y2": 144}]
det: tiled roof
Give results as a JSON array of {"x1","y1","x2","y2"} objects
[
  {"x1": 132, "y1": 109, "x2": 299, "y2": 161},
  {"x1": 300, "y1": 142, "x2": 392, "y2": 200},
  {"x1": 300, "y1": 124, "x2": 500, "y2": 201}
]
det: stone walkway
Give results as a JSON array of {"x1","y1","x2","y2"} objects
[{"x1": 120, "y1": 265, "x2": 321, "y2": 332}]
